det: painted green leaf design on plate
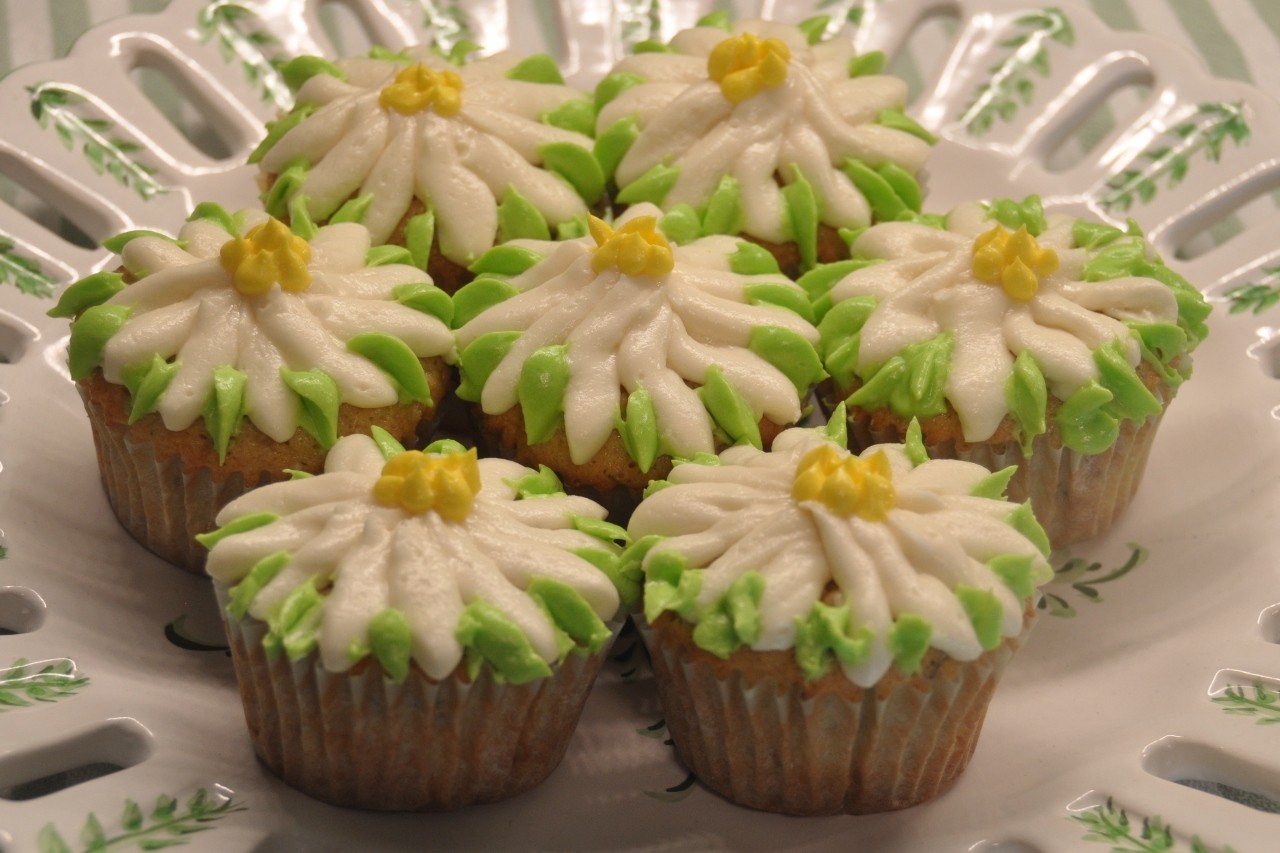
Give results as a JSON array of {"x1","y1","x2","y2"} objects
[
  {"x1": 0, "y1": 235, "x2": 56, "y2": 298},
  {"x1": 960, "y1": 8, "x2": 1075, "y2": 136},
  {"x1": 196, "y1": 2, "x2": 292, "y2": 108},
  {"x1": 1037, "y1": 543, "x2": 1146, "y2": 618},
  {"x1": 0, "y1": 658, "x2": 87, "y2": 710},
  {"x1": 1100, "y1": 102, "x2": 1250, "y2": 212},
  {"x1": 37, "y1": 787, "x2": 246, "y2": 853},
  {"x1": 416, "y1": 1, "x2": 473, "y2": 54},
  {"x1": 816, "y1": 0, "x2": 865, "y2": 29},
  {"x1": 1072, "y1": 797, "x2": 1239, "y2": 853},
  {"x1": 1213, "y1": 682, "x2": 1280, "y2": 725},
  {"x1": 28, "y1": 83, "x2": 167, "y2": 201},
  {"x1": 1223, "y1": 266, "x2": 1280, "y2": 315}
]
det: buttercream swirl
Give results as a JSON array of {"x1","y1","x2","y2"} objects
[{"x1": 630, "y1": 424, "x2": 1052, "y2": 686}]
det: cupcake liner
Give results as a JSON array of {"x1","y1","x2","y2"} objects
[
  {"x1": 639, "y1": 618, "x2": 1026, "y2": 815},
  {"x1": 218, "y1": 585, "x2": 614, "y2": 811}
]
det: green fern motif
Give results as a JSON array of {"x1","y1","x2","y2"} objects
[
  {"x1": 1223, "y1": 267, "x2": 1280, "y2": 315},
  {"x1": 961, "y1": 8, "x2": 1074, "y2": 136},
  {"x1": 1100, "y1": 102, "x2": 1250, "y2": 212},
  {"x1": 0, "y1": 236, "x2": 54, "y2": 298},
  {"x1": 28, "y1": 84, "x2": 166, "y2": 201},
  {"x1": 637, "y1": 717, "x2": 699, "y2": 802},
  {"x1": 1213, "y1": 682, "x2": 1280, "y2": 725},
  {"x1": 37, "y1": 788, "x2": 246, "y2": 853},
  {"x1": 416, "y1": 1, "x2": 472, "y2": 53},
  {"x1": 0, "y1": 658, "x2": 87, "y2": 710},
  {"x1": 1038, "y1": 543, "x2": 1147, "y2": 618},
  {"x1": 817, "y1": 0, "x2": 865, "y2": 29},
  {"x1": 1072, "y1": 797, "x2": 1238, "y2": 853},
  {"x1": 197, "y1": 2, "x2": 292, "y2": 109}
]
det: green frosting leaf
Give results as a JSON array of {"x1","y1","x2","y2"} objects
[
  {"x1": 506, "y1": 464, "x2": 564, "y2": 498},
  {"x1": 330, "y1": 193, "x2": 373, "y2": 225},
  {"x1": 347, "y1": 332, "x2": 433, "y2": 405},
  {"x1": 988, "y1": 553, "x2": 1039, "y2": 600},
  {"x1": 744, "y1": 281, "x2": 815, "y2": 324},
  {"x1": 797, "y1": 14, "x2": 831, "y2": 44},
  {"x1": 571, "y1": 515, "x2": 629, "y2": 546},
  {"x1": 904, "y1": 417, "x2": 928, "y2": 466},
  {"x1": 1129, "y1": 322, "x2": 1190, "y2": 387},
  {"x1": 632, "y1": 39, "x2": 670, "y2": 54},
  {"x1": 280, "y1": 367, "x2": 341, "y2": 449},
  {"x1": 659, "y1": 204, "x2": 701, "y2": 245},
  {"x1": 497, "y1": 185, "x2": 551, "y2": 242},
  {"x1": 368, "y1": 45, "x2": 411, "y2": 63},
  {"x1": 781, "y1": 164, "x2": 819, "y2": 271},
  {"x1": 817, "y1": 295, "x2": 878, "y2": 388},
  {"x1": 248, "y1": 103, "x2": 315, "y2": 164},
  {"x1": 288, "y1": 194, "x2": 318, "y2": 240},
  {"x1": 888, "y1": 614, "x2": 932, "y2": 674},
  {"x1": 799, "y1": 258, "x2": 881, "y2": 305},
  {"x1": 68, "y1": 304, "x2": 132, "y2": 380},
  {"x1": 539, "y1": 142, "x2": 606, "y2": 204},
  {"x1": 692, "y1": 571, "x2": 764, "y2": 658},
  {"x1": 123, "y1": 354, "x2": 178, "y2": 424},
  {"x1": 507, "y1": 53, "x2": 564, "y2": 84},
  {"x1": 1056, "y1": 379, "x2": 1117, "y2": 455},
  {"x1": 439, "y1": 39, "x2": 481, "y2": 66},
  {"x1": 748, "y1": 326, "x2": 826, "y2": 395},
  {"x1": 451, "y1": 277, "x2": 518, "y2": 328},
  {"x1": 226, "y1": 551, "x2": 290, "y2": 621},
  {"x1": 48, "y1": 271, "x2": 125, "y2": 319},
  {"x1": 849, "y1": 51, "x2": 887, "y2": 77},
  {"x1": 610, "y1": 534, "x2": 658, "y2": 607},
  {"x1": 643, "y1": 551, "x2": 702, "y2": 623},
  {"x1": 1072, "y1": 216, "x2": 1141, "y2": 250},
  {"x1": 267, "y1": 576, "x2": 325, "y2": 662},
  {"x1": 794, "y1": 602, "x2": 874, "y2": 679},
  {"x1": 262, "y1": 157, "x2": 309, "y2": 220},
  {"x1": 823, "y1": 402, "x2": 849, "y2": 448},
  {"x1": 955, "y1": 585, "x2": 1003, "y2": 650},
  {"x1": 986, "y1": 194, "x2": 1047, "y2": 236},
  {"x1": 366, "y1": 245, "x2": 414, "y2": 267},
  {"x1": 405, "y1": 210, "x2": 435, "y2": 271},
  {"x1": 616, "y1": 163, "x2": 680, "y2": 206},
  {"x1": 729, "y1": 242, "x2": 781, "y2": 275},
  {"x1": 528, "y1": 576, "x2": 612, "y2": 653},
  {"x1": 392, "y1": 281, "x2": 453, "y2": 326},
  {"x1": 456, "y1": 600, "x2": 553, "y2": 684},
  {"x1": 1094, "y1": 338, "x2": 1162, "y2": 422},
  {"x1": 697, "y1": 365, "x2": 761, "y2": 448},
  {"x1": 702, "y1": 174, "x2": 745, "y2": 236},
  {"x1": 196, "y1": 511, "x2": 280, "y2": 552},
  {"x1": 456, "y1": 330, "x2": 521, "y2": 401},
  {"x1": 617, "y1": 387, "x2": 660, "y2": 472},
  {"x1": 1004, "y1": 502, "x2": 1051, "y2": 557},
  {"x1": 423, "y1": 437, "x2": 467, "y2": 455},
  {"x1": 594, "y1": 71, "x2": 645, "y2": 112},
  {"x1": 201, "y1": 366, "x2": 248, "y2": 463},
  {"x1": 1080, "y1": 237, "x2": 1211, "y2": 346},
  {"x1": 841, "y1": 158, "x2": 919, "y2": 222},
  {"x1": 468, "y1": 244, "x2": 542, "y2": 276},
  {"x1": 557, "y1": 214, "x2": 589, "y2": 240},
  {"x1": 518, "y1": 345, "x2": 570, "y2": 445},
  {"x1": 368, "y1": 608, "x2": 413, "y2": 682},
  {"x1": 281, "y1": 55, "x2": 345, "y2": 92},
  {"x1": 594, "y1": 116, "x2": 639, "y2": 182},
  {"x1": 877, "y1": 163, "x2": 924, "y2": 214},
  {"x1": 542, "y1": 98, "x2": 595, "y2": 136},
  {"x1": 876, "y1": 108, "x2": 938, "y2": 144},
  {"x1": 187, "y1": 202, "x2": 237, "y2": 235},
  {"x1": 1005, "y1": 349, "x2": 1047, "y2": 455},
  {"x1": 847, "y1": 332, "x2": 952, "y2": 420},
  {"x1": 370, "y1": 424, "x2": 406, "y2": 460},
  {"x1": 101, "y1": 230, "x2": 183, "y2": 255},
  {"x1": 696, "y1": 10, "x2": 730, "y2": 29},
  {"x1": 972, "y1": 465, "x2": 1017, "y2": 499}
]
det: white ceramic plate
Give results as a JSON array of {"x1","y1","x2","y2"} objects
[{"x1": 0, "y1": 1, "x2": 1278, "y2": 850}]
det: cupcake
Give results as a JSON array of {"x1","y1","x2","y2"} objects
[
  {"x1": 594, "y1": 14, "x2": 935, "y2": 276},
  {"x1": 452, "y1": 203, "x2": 825, "y2": 518},
  {"x1": 810, "y1": 195, "x2": 1211, "y2": 547},
  {"x1": 253, "y1": 45, "x2": 602, "y2": 291},
  {"x1": 200, "y1": 431, "x2": 624, "y2": 810},
  {"x1": 627, "y1": 412, "x2": 1052, "y2": 814},
  {"x1": 48, "y1": 205, "x2": 456, "y2": 571}
]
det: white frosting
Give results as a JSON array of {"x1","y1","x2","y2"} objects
[
  {"x1": 454, "y1": 204, "x2": 820, "y2": 463},
  {"x1": 600, "y1": 20, "x2": 932, "y2": 242},
  {"x1": 827, "y1": 205, "x2": 1180, "y2": 441},
  {"x1": 629, "y1": 427, "x2": 1052, "y2": 687},
  {"x1": 261, "y1": 48, "x2": 592, "y2": 266},
  {"x1": 207, "y1": 434, "x2": 620, "y2": 678},
  {"x1": 101, "y1": 211, "x2": 454, "y2": 441}
]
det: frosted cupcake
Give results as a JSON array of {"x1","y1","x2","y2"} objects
[
  {"x1": 628, "y1": 413, "x2": 1052, "y2": 814},
  {"x1": 453, "y1": 203, "x2": 824, "y2": 517},
  {"x1": 253, "y1": 46, "x2": 602, "y2": 291},
  {"x1": 200, "y1": 431, "x2": 624, "y2": 810},
  {"x1": 594, "y1": 15, "x2": 934, "y2": 276},
  {"x1": 810, "y1": 196, "x2": 1211, "y2": 546},
  {"x1": 48, "y1": 206, "x2": 455, "y2": 571}
]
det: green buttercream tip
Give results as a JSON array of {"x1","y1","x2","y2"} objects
[
  {"x1": 956, "y1": 585, "x2": 1003, "y2": 650},
  {"x1": 392, "y1": 281, "x2": 453, "y2": 326},
  {"x1": 330, "y1": 193, "x2": 373, "y2": 225},
  {"x1": 227, "y1": 551, "x2": 290, "y2": 621},
  {"x1": 823, "y1": 402, "x2": 849, "y2": 448},
  {"x1": 986, "y1": 195, "x2": 1046, "y2": 236},
  {"x1": 202, "y1": 365, "x2": 248, "y2": 463},
  {"x1": 659, "y1": 205, "x2": 701, "y2": 245},
  {"x1": 642, "y1": 479, "x2": 670, "y2": 498},
  {"x1": 347, "y1": 332, "x2": 432, "y2": 405},
  {"x1": 1094, "y1": 338, "x2": 1161, "y2": 422},
  {"x1": 67, "y1": 305, "x2": 128, "y2": 377},
  {"x1": 529, "y1": 577, "x2": 612, "y2": 653},
  {"x1": 1005, "y1": 502, "x2": 1051, "y2": 557},
  {"x1": 366, "y1": 245, "x2": 414, "y2": 267},
  {"x1": 797, "y1": 15, "x2": 831, "y2": 44},
  {"x1": 1006, "y1": 349, "x2": 1047, "y2": 456},
  {"x1": 615, "y1": 535, "x2": 659, "y2": 603},
  {"x1": 405, "y1": 210, "x2": 435, "y2": 271},
  {"x1": 125, "y1": 354, "x2": 179, "y2": 424},
  {"x1": 369, "y1": 424, "x2": 406, "y2": 460},
  {"x1": 782, "y1": 164, "x2": 819, "y2": 271},
  {"x1": 1072, "y1": 217, "x2": 1141, "y2": 251},
  {"x1": 794, "y1": 602, "x2": 873, "y2": 679},
  {"x1": 877, "y1": 163, "x2": 923, "y2": 213},
  {"x1": 571, "y1": 515, "x2": 628, "y2": 546},
  {"x1": 424, "y1": 438, "x2": 467, "y2": 455},
  {"x1": 1130, "y1": 323, "x2": 1189, "y2": 388},
  {"x1": 748, "y1": 326, "x2": 826, "y2": 395},
  {"x1": 456, "y1": 330, "x2": 520, "y2": 401},
  {"x1": 288, "y1": 194, "x2": 318, "y2": 240},
  {"x1": 594, "y1": 71, "x2": 645, "y2": 113},
  {"x1": 542, "y1": 98, "x2": 595, "y2": 136},
  {"x1": 196, "y1": 511, "x2": 279, "y2": 551},
  {"x1": 972, "y1": 466, "x2": 1017, "y2": 499},
  {"x1": 888, "y1": 614, "x2": 932, "y2": 674},
  {"x1": 729, "y1": 242, "x2": 781, "y2": 275},
  {"x1": 187, "y1": 202, "x2": 237, "y2": 235},
  {"x1": 616, "y1": 163, "x2": 680, "y2": 207},
  {"x1": 368, "y1": 45, "x2": 410, "y2": 63},
  {"x1": 643, "y1": 552, "x2": 701, "y2": 623},
  {"x1": 280, "y1": 367, "x2": 341, "y2": 449},
  {"x1": 632, "y1": 39, "x2": 670, "y2": 53},
  {"x1": 451, "y1": 277, "x2": 517, "y2": 328},
  {"x1": 455, "y1": 600, "x2": 552, "y2": 684},
  {"x1": 800, "y1": 259, "x2": 873, "y2": 303},
  {"x1": 818, "y1": 295, "x2": 877, "y2": 386},
  {"x1": 744, "y1": 281, "x2": 814, "y2": 323},
  {"x1": 368, "y1": 608, "x2": 413, "y2": 682},
  {"x1": 102, "y1": 230, "x2": 183, "y2": 255},
  {"x1": 1056, "y1": 379, "x2": 1117, "y2": 455},
  {"x1": 48, "y1": 271, "x2": 125, "y2": 319},
  {"x1": 572, "y1": 547, "x2": 633, "y2": 605},
  {"x1": 262, "y1": 157, "x2": 309, "y2": 220},
  {"x1": 849, "y1": 50, "x2": 887, "y2": 77},
  {"x1": 498, "y1": 185, "x2": 551, "y2": 242},
  {"x1": 284, "y1": 469, "x2": 313, "y2": 480},
  {"x1": 281, "y1": 55, "x2": 346, "y2": 92},
  {"x1": 540, "y1": 142, "x2": 606, "y2": 204},
  {"x1": 617, "y1": 388, "x2": 659, "y2": 472},
  {"x1": 518, "y1": 345, "x2": 570, "y2": 445},
  {"x1": 697, "y1": 365, "x2": 761, "y2": 449},
  {"x1": 506, "y1": 464, "x2": 564, "y2": 498},
  {"x1": 468, "y1": 245, "x2": 542, "y2": 276},
  {"x1": 265, "y1": 576, "x2": 324, "y2": 662},
  {"x1": 1080, "y1": 237, "x2": 1211, "y2": 347},
  {"x1": 248, "y1": 103, "x2": 315, "y2": 164},
  {"x1": 847, "y1": 332, "x2": 952, "y2": 420},
  {"x1": 842, "y1": 158, "x2": 909, "y2": 221},
  {"x1": 904, "y1": 418, "x2": 928, "y2": 466},
  {"x1": 702, "y1": 174, "x2": 745, "y2": 236},
  {"x1": 439, "y1": 39, "x2": 481, "y2": 66},
  {"x1": 876, "y1": 108, "x2": 938, "y2": 145},
  {"x1": 988, "y1": 553, "x2": 1038, "y2": 600},
  {"x1": 594, "y1": 116, "x2": 639, "y2": 182},
  {"x1": 507, "y1": 53, "x2": 564, "y2": 85},
  {"x1": 557, "y1": 214, "x2": 589, "y2": 240},
  {"x1": 696, "y1": 11, "x2": 730, "y2": 29}
]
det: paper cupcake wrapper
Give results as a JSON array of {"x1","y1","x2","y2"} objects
[
  {"x1": 218, "y1": 585, "x2": 613, "y2": 811},
  {"x1": 639, "y1": 620, "x2": 1024, "y2": 815}
]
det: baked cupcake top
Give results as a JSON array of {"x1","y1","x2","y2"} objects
[
  {"x1": 252, "y1": 46, "x2": 601, "y2": 267},
  {"x1": 453, "y1": 203, "x2": 824, "y2": 469},
  {"x1": 49, "y1": 206, "x2": 454, "y2": 458},
  {"x1": 201, "y1": 431, "x2": 624, "y2": 683},
  {"x1": 810, "y1": 196, "x2": 1211, "y2": 452},
  {"x1": 594, "y1": 15, "x2": 934, "y2": 267},
  {"x1": 628, "y1": 412, "x2": 1052, "y2": 687}
]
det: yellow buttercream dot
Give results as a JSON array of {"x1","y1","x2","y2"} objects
[
  {"x1": 589, "y1": 215, "x2": 674, "y2": 278},
  {"x1": 970, "y1": 224, "x2": 1058, "y2": 302},
  {"x1": 792, "y1": 445, "x2": 895, "y2": 520},
  {"x1": 219, "y1": 218, "x2": 312, "y2": 296},
  {"x1": 379, "y1": 63, "x2": 464, "y2": 116},
  {"x1": 707, "y1": 33, "x2": 791, "y2": 103},
  {"x1": 372, "y1": 448, "x2": 481, "y2": 520}
]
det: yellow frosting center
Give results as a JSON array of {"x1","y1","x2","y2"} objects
[
  {"x1": 219, "y1": 218, "x2": 312, "y2": 296},
  {"x1": 792, "y1": 445, "x2": 895, "y2": 521},
  {"x1": 971, "y1": 224, "x2": 1058, "y2": 301},
  {"x1": 372, "y1": 448, "x2": 481, "y2": 520},
  {"x1": 707, "y1": 33, "x2": 791, "y2": 103},
  {"x1": 589, "y1": 215, "x2": 674, "y2": 278},
  {"x1": 379, "y1": 63, "x2": 464, "y2": 116}
]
